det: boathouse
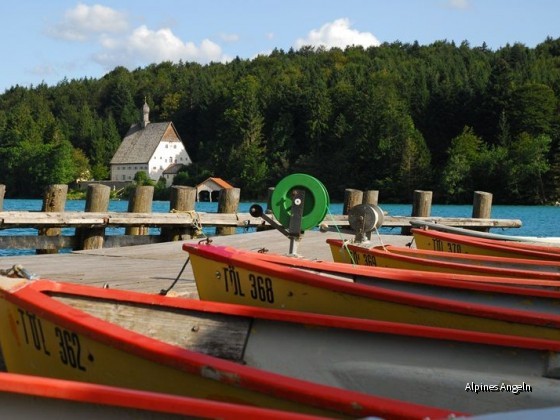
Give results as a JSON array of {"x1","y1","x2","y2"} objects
[
  {"x1": 196, "y1": 177, "x2": 234, "y2": 201},
  {"x1": 110, "y1": 101, "x2": 192, "y2": 186}
]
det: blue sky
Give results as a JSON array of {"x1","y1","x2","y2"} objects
[{"x1": 1, "y1": 0, "x2": 559, "y2": 93}]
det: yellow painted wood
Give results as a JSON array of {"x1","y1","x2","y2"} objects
[
  {"x1": 328, "y1": 243, "x2": 524, "y2": 277},
  {"x1": 412, "y1": 231, "x2": 548, "y2": 259},
  {"x1": 189, "y1": 253, "x2": 560, "y2": 341},
  {"x1": 0, "y1": 298, "x2": 336, "y2": 417}
]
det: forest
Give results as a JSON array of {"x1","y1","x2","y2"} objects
[{"x1": 1, "y1": 37, "x2": 560, "y2": 204}]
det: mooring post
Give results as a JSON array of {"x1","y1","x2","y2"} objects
[
  {"x1": 362, "y1": 190, "x2": 380, "y2": 240},
  {"x1": 402, "y1": 190, "x2": 432, "y2": 235},
  {"x1": 126, "y1": 186, "x2": 154, "y2": 236},
  {"x1": 343, "y1": 189, "x2": 363, "y2": 215},
  {"x1": 362, "y1": 190, "x2": 379, "y2": 206},
  {"x1": 37, "y1": 184, "x2": 68, "y2": 254},
  {"x1": 472, "y1": 191, "x2": 493, "y2": 232},
  {"x1": 216, "y1": 187, "x2": 240, "y2": 236},
  {"x1": 161, "y1": 185, "x2": 197, "y2": 241},
  {"x1": 79, "y1": 184, "x2": 111, "y2": 250},
  {"x1": 266, "y1": 187, "x2": 275, "y2": 213},
  {"x1": 0, "y1": 184, "x2": 5, "y2": 211}
]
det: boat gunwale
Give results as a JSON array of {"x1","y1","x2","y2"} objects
[
  {"x1": 0, "y1": 277, "x2": 464, "y2": 419},
  {"x1": 411, "y1": 228, "x2": 560, "y2": 259},
  {"x1": 378, "y1": 242, "x2": 560, "y2": 267},
  {"x1": 409, "y1": 220, "x2": 560, "y2": 244},
  {"x1": 302, "y1": 238, "x2": 560, "y2": 292},
  {"x1": 326, "y1": 238, "x2": 560, "y2": 286},
  {"x1": 184, "y1": 243, "x2": 560, "y2": 329},
  {"x1": 7, "y1": 277, "x2": 560, "y2": 352},
  {"x1": 0, "y1": 372, "x2": 323, "y2": 420}
]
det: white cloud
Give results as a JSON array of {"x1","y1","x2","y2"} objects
[
  {"x1": 220, "y1": 33, "x2": 240, "y2": 43},
  {"x1": 445, "y1": 0, "x2": 471, "y2": 10},
  {"x1": 47, "y1": 3, "x2": 128, "y2": 41},
  {"x1": 30, "y1": 64, "x2": 58, "y2": 77},
  {"x1": 294, "y1": 18, "x2": 380, "y2": 50},
  {"x1": 48, "y1": 4, "x2": 229, "y2": 70},
  {"x1": 95, "y1": 25, "x2": 227, "y2": 69}
]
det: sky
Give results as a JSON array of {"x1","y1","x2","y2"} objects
[{"x1": 1, "y1": 0, "x2": 559, "y2": 93}]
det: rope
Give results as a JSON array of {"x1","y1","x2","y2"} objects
[
  {"x1": 159, "y1": 238, "x2": 213, "y2": 295},
  {"x1": 159, "y1": 257, "x2": 190, "y2": 296},
  {"x1": 170, "y1": 209, "x2": 207, "y2": 238},
  {"x1": 370, "y1": 227, "x2": 388, "y2": 251},
  {"x1": 0, "y1": 264, "x2": 38, "y2": 280},
  {"x1": 324, "y1": 209, "x2": 357, "y2": 266}
]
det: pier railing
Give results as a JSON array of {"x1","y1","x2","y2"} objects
[{"x1": 0, "y1": 184, "x2": 521, "y2": 253}]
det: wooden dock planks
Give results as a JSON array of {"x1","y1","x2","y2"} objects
[
  {"x1": 0, "y1": 211, "x2": 522, "y2": 229},
  {"x1": 0, "y1": 230, "x2": 407, "y2": 298}
]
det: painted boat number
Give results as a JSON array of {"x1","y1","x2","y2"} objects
[
  {"x1": 222, "y1": 266, "x2": 275, "y2": 303},
  {"x1": 17, "y1": 308, "x2": 87, "y2": 371},
  {"x1": 431, "y1": 238, "x2": 462, "y2": 253},
  {"x1": 362, "y1": 253, "x2": 377, "y2": 266},
  {"x1": 348, "y1": 250, "x2": 377, "y2": 266}
]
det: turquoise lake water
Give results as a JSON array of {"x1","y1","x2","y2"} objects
[{"x1": 2, "y1": 199, "x2": 560, "y2": 256}]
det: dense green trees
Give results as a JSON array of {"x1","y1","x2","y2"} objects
[{"x1": 2, "y1": 38, "x2": 560, "y2": 203}]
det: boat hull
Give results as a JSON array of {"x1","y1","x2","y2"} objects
[
  {"x1": 184, "y1": 243, "x2": 560, "y2": 341},
  {"x1": 0, "y1": 276, "x2": 459, "y2": 419},
  {"x1": 410, "y1": 220, "x2": 560, "y2": 244},
  {"x1": 0, "y1": 372, "x2": 315, "y2": 420},
  {"x1": 243, "y1": 317, "x2": 560, "y2": 414},
  {"x1": 0, "y1": 297, "x2": 311, "y2": 412},
  {"x1": 412, "y1": 227, "x2": 560, "y2": 260},
  {"x1": 327, "y1": 239, "x2": 560, "y2": 282}
]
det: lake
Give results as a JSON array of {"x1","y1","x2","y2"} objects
[{"x1": 1, "y1": 199, "x2": 560, "y2": 257}]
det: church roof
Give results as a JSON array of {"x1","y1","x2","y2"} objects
[{"x1": 110, "y1": 122, "x2": 182, "y2": 165}]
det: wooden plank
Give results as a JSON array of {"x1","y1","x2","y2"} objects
[
  {"x1": 0, "y1": 230, "x2": 366, "y2": 295},
  {"x1": 0, "y1": 235, "x2": 161, "y2": 249},
  {"x1": 0, "y1": 236, "x2": 76, "y2": 249},
  {"x1": 53, "y1": 295, "x2": 251, "y2": 361},
  {"x1": 383, "y1": 216, "x2": 522, "y2": 228},
  {"x1": 0, "y1": 211, "x2": 523, "y2": 229},
  {"x1": 0, "y1": 212, "x2": 265, "y2": 227}
]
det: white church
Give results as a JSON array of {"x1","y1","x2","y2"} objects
[{"x1": 110, "y1": 101, "x2": 192, "y2": 186}]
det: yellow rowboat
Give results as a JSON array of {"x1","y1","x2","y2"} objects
[
  {"x1": 410, "y1": 220, "x2": 560, "y2": 244},
  {"x1": 412, "y1": 227, "x2": 560, "y2": 260},
  {"x1": 0, "y1": 276, "x2": 460, "y2": 420},
  {"x1": 327, "y1": 238, "x2": 560, "y2": 282},
  {"x1": 0, "y1": 372, "x2": 320, "y2": 420},
  {"x1": 184, "y1": 242, "x2": 560, "y2": 341}
]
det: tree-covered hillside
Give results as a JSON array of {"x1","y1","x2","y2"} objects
[{"x1": 1, "y1": 38, "x2": 560, "y2": 203}]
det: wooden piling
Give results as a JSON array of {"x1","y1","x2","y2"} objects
[
  {"x1": 343, "y1": 189, "x2": 363, "y2": 215},
  {"x1": 0, "y1": 184, "x2": 5, "y2": 211},
  {"x1": 216, "y1": 188, "x2": 240, "y2": 236},
  {"x1": 266, "y1": 187, "x2": 275, "y2": 213},
  {"x1": 37, "y1": 184, "x2": 68, "y2": 254},
  {"x1": 472, "y1": 191, "x2": 493, "y2": 232},
  {"x1": 362, "y1": 190, "x2": 379, "y2": 206},
  {"x1": 125, "y1": 186, "x2": 154, "y2": 236},
  {"x1": 79, "y1": 184, "x2": 111, "y2": 250},
  {"x1": 161, "y1": 186, "x2": 197, "y2": 241},
  {"x1": 402, "y1": 190, "x2": 433, "y2": 235}
]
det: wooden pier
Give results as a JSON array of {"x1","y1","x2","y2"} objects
[
  {"x1": 0, "y1": 229, "x2": 412, "y2": 298},
  {"x1": 0, "y1": 184, "x2": 522, "y2": 252}
]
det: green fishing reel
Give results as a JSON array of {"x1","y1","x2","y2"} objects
[{"x1": 270, "y1": 173, "x2": 330, "y2": 231}]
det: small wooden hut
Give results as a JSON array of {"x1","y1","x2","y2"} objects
[{"x1": 195, "y1": 177, "x2": 234, "y2": 202}]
